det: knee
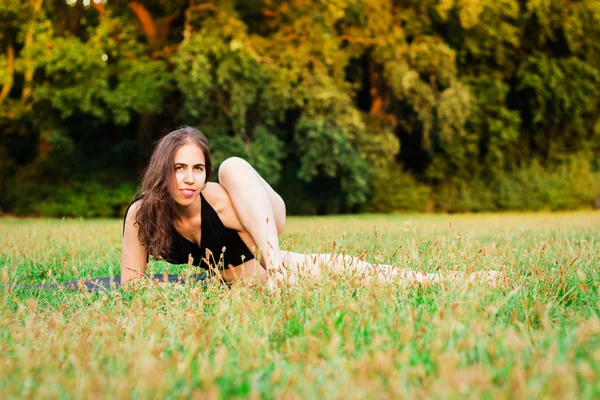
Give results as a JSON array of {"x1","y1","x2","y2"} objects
[
  {"x1": 276, "y1": 216, "x2": 286, "y2": 236},
  {"x1": 275, "y1": 202, "x2": 286, "y2": 235},
  {"x1": 218, "y1": 157, "x2": 252, "y2": 185}
]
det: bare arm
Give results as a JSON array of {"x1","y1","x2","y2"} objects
[{"x1": 120, "y1": 201, "x2": 149, "y2": 285}]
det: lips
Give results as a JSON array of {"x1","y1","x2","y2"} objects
[{"x1": 180, "y1": 189, "x2": 196, "y2": 198}]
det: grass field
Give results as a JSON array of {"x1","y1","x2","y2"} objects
[{"x1": 1, "y1": 212, "x2": 599, "y2": 398}]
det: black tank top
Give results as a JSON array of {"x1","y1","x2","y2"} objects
[{"x1": 123, "y1": 193, "x2": 255, "y2": 270}]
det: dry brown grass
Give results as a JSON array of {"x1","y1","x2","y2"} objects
[{"x1": 1, "y1": 212, "x2": 599, "y2": 398}]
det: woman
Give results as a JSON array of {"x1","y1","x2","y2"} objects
[
  {"x1": 121, "y1": 126, "x2": 494, "y2": 287},
  {"x1": 121, "y1": 125, "x2": 286, "y2": 285}
]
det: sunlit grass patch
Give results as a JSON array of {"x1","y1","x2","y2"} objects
[{"x1": 1, "y1": 212, "x2": 599, "y2": 398}]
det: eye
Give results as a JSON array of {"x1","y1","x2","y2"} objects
[
  {"x1": 175, "y1": 165, "x2": 184, "y2": 171},
  {"x1": 194, "y1": 165, "x2": 204, "y2": 171}
]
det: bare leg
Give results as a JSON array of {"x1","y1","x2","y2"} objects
[
  {"x1": 217, "y1": 157, "x2": 496, "y2": 286},
  {"x1": 276, "y1": 251, "x2": 418, "y2": 283},
  {"x1": 276, "y1": 250, "x2": 498, "y2": 286},
  {"x1": 252, "y1": 167, "x2": 286, "y2": 235},
  {"x1": 218, "y1": 157, "x2": 285, "y2": 272}
]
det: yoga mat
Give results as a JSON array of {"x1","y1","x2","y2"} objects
[{"x1": 5, "y1": 273, "x2": 209, "y2": 292}]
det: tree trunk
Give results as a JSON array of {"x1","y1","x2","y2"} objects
[
  {"x1": 69, "y1": 2, "x2": 81, "y2": 33},
  {"x1": 91, "y1": 2, "x2": 106, "y2": 17},
  {"x1": 129, "y1": 1, "x2": 158, "y2": 48},
  {"x1": 39, "y1": 137, "x2": 51, "y2": 160},
  {"x1": 368, "y1": 59, "x2": 387, "y2": 116},
  {"x1": 129, "y1": 1, "x2": 185, "y2": 53},
  {"x1": 21, "y1": 0, "x2": 44, "y2": 103},
  {"x1": 0, "y1": 38, "x2": 14, "y2": 105},
  {"x1": 136, "y1": 113, "x2": 158, "y2": 159}
]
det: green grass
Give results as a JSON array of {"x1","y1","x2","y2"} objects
[{"x1": 1, "y1": 212, "x2": 599, "y2": 398}]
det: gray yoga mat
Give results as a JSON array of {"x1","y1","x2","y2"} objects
[{"x1": 5, "y1": 273, "x2": 209, "y2": 292}]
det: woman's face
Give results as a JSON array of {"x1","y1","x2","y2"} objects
[{"x1": 169, "y1": 143, "x2": 207, "y2": 207}]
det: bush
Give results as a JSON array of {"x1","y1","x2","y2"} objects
[
  {"x1": 210, "y1": 126, "x2": 285, "y2": 185},
  {"x1": 546, "y1": 159, "x2": 600, "y2": 210},
  {"x1": 367, "y1": 164, "x2": 430, "y2": 213},
  {"x1": 6, "y1": 181, "x2": 138, "y2": 218},
  {"x1": 494, "y1": 159, "x2": 600, "y2": 211},
  {"x1": 429, "y1": 158, "x2": 599, "y2": 212},
  {"x1": 494, "y1": 162, "x2": 549, "y2": 211},
  {"x1": 433, "y1": 179, "x2": 496, "y2": 213}
]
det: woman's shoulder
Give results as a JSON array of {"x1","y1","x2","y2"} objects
[
  {"x1": 124, "y1": 196, "x2": 143, "y2": 224},
  {"x1": 202, "y1": 182, "x2": 244, "y2": 230},
  {"x1": 123, "y1": 192, "x2": 147, "y2": 224},
  {"x1": 202, "y1": 182, "x2": 232, "y2": 211}
]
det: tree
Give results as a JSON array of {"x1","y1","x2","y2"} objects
[{"x1": 1, "y1": 0, "x2": 598, "y2": 215}]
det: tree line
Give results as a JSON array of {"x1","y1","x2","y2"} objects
[{"x1": 1, "y1": 0, "x2": 599, "y2": 216}]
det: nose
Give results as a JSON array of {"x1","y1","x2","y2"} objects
[{"x1": 184, "y1": 168, "x2": 195, "y2": 184}]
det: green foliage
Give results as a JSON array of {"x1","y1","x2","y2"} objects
[
  {"x1": 433, "y1": 179, "x2": 496, "y2": 213},
  {"x1": 354, "y1": 115, "x2": 400, "y2": 169},
  {"x1": 210, "y1": 126, "x2": 285, "y2": 184},
  {"x1": 295, "y1": 91, "x2": 370, "y2": 207},
  {"x1": 433, "y1": 158, "x2": 600, "y2": 212},
  {"x1": 33, "y1": 37, "x2": 108, "y2": 120},
  {"x1": 26, "y1": 16, "x2": 171, "y2": 125},
  {"x1": 6, "y1": 180, "x2": 137, "y2": 218},
  {"x1": 465, "y1": 75, "x2": 521, "y2": 173},
  {"x1": 3, "y1": 146, "x2": 139, "y2": 218},
  {"x1": 0, "y1": 0, "x2": 599, "y2": 215},
  {"x1": 439, "y1": 0, "x2": 521, "y2": 68},
  {"x1": 106, "y1": 57, "x2": 171, "y2": 125},
  {"x1": 355, "y1": 115, "x2": 430, "y2": 212},
  {"x1": 174, "y1": 29, "x2": 272, "y2": 134},
  {"x1": 517, "y1": 54, "x2": 600, "y2": 159},
  {"x1": 494, "y1": 158, "x2": 600, "y2": 211},
  {"x1": 367, "y1": 164, "x2": 431, "y2": 213}
]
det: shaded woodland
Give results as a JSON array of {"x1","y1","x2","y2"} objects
[{"x1": 1, "y1": 0, "x2": 599, "y2": 216}]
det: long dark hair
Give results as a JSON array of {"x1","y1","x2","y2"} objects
[{"x1": 135, "y1": 126, "x2": 213, "y2": 258}]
